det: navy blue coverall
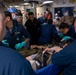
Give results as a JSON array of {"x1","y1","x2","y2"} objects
[
  {"x1": 66, "y1": 25, "x2": 76, "y2": 39},
  {"x1": 3, "y1": 20, "x2": 31, "y2": 49},
  {"x1": 0, "y1": 42, "x2": 35, "y2": 75},
  {"x1": 38, "y1": 17, "x2": 47, "y2": 24},
  {"x1": 52, "y1": 40, "x2": 76, "y2": 75},
  {"x1": 38, "y1": 24, "x2": 57, "y2": 45}
]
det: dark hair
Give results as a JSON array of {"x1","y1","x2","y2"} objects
[
  {"x1": 66, "y1": 38, "x2": 73, "y2": 44},
  {"x1": 18, "y1": 10, "x2": 21, "y2": 13},
  {"x1": 28, "y1": 12, "x2": 34, "y2": 16},
  {"x1": 47, "y1": 19, "x2": 53, "y2": 24},
  {"x1": 59, "y1": 23, "x2": 69, "y2": 29},
  {"x1": 59, "y1": 38, "x2": 73, "y2": 48},
  {"x1": 4, "y1": 11, "x2": 12, "y2": 20},
  {"x1": 17, "y1": 12, "x2": 22, "y2": 16}
]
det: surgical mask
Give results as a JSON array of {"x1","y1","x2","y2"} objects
[
  {"x1": 55, "y1": 17, "x2": 58, "y2": 19},
  {"x1": 13, "y1": 15, "x2": 18, "y2": 20},
  {"x1": 73, "y1": 13, "x2": 76, "y2": 17},
  {"x1": 74, "y1": 14, "x2": 76, "y2": 17},
  {"x1": 63, "y1": 12, "x2": 68, "y2": 16}
]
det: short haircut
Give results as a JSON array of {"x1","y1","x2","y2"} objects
[
  {"x1": 66, "y1": 38, "x2": 74, "y2": 45},
  {"x1": 17, "y1": 12, "x2": 22, "y2": 16},
  {"x1": 4, "y1": 11, "x2": 12, "y2": 20},
  {"x1": 59, "y1": 23, "x2": 69, "y2": 29},
  {"x1": 18, "y1": 10, "x2": 21, "y2": 13},
  {"x1": 28, "y1": 12, "x2": 34, "y2": 16}
]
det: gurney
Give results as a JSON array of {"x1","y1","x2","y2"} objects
[
  {"x1": 19, "y1": 48, "x2": 52, "y2": 69},
  {"x1": 19, "y1": 48, "x2": 38, "y2": 57}
]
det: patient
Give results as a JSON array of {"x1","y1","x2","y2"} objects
[
  {"x1": 31, "y1": 36, "x2": 73, "y2": 53},
  {"x1": 44, "y1": 37, "x2": 73, "y2": 54}
]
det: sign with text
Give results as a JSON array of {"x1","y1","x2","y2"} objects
[{"x1": 69, "y1": 0, "x2": 76, "y2": 3}]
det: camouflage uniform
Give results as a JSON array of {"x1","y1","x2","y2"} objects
[
  {"x1": 59, "y1": 7, "x2": 74, "y2": 25},
  {"x1": 59, "y1": 16, "x2": 74, "y2": 25}
]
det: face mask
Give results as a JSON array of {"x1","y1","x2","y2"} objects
[
  {"x1": 13, "y1": 15, "x2": 18, "y2": 20},
  {"x1": 73, "y1": 14, "x2": 76, "y2": 17},
  {"x1": 55, "y1": 17, "x2": 58, "y2": 19},
  {"x1": 63, "y1": 12, "x2": 68, "y2": 16}
]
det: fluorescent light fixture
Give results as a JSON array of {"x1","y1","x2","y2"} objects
[
  {"x1": 9, "y1": 5, "x2": 20, "y2": 8},
  {"x1": 23, "y1": 3, "x2": 30, "y2": 5},
  {"x1": 26, "y1": 6, "x2": 34, "y2": 9},
  {"x1": 14, "y1": 5, "x2": 20, "y2": 8},
  {"x1": 43, "y1": 1, "x2": 53, "y2": 4},
  {"x1": 9, "y1": 6, "x2": 13, "y2": 7}
]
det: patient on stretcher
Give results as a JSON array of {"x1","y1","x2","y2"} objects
[{"x1": 31, "y1": 37, "x2": 73, "y2": 54}]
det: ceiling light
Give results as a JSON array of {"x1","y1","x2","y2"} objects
[
  {"x1": 9, "y1": 5, "x2": 20, "y2": 8},
  {"x1": 14, "y1": 5, "x2": 20, "y2": 8},
  {"x1": 43, "y1": 1, "x2": 53, "y2": 4},
  {"x1": 23, "y1": 3, "x2": 30, "y2": 5},
  {"x1": 9, "y1": 6, "x2": 13, "y2": 7}
]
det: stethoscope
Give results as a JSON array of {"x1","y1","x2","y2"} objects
[
  {"x1": 14, "y1": 21, "x2": 20, "y2": 41},
  {"x1": 14, "y1": 20, "x2": 25, "y2": 41},
  {"x1": 15, "y1": 26, "x2": 25, "y2": 41},
  {"x1": 15, "y1": 26, "x2": 19, "y2": 41}
]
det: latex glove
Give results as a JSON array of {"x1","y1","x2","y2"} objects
[
  {"x1": 21, "y1": 41, "x2": 26, "y2": 48},
  {"x1": 15, "y1": 41, "x2": 26, "y2": 50},
  {"x1": 57, "y1": 31, "x2": 64, "y2": 37},
  {"x1": 61, "y1": 36, "x2": 71, "y2": 42},
  {"x1": 2, "y1": 40, "x2": 9, "y2": 46}
]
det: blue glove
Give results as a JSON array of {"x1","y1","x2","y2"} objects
[
  {"x1": 2, "y1": 40, "x2": 9, "y2": 46},
  {"x1": 21, "y1": 42, "x2": 26, "y2": 48},
  {"x1": 15, "y1": 41, "x2": 26, "y2": 50},
  {"x1": 61, "y1": 36, "x2": 71, "y2": 42},
  {"x1": 57, "y1": 31, "x2": 64, "y2": 37}
]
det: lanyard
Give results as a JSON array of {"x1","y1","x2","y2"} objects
[
  {"x1": 14, "y1": 21, "x2": 19, "y2": 41},
  {"x1": 15, "y1": 26, "x2": 19, "y2": 41}
]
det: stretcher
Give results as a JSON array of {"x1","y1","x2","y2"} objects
[{"x1": 19, "y1": 48, "x2": 38, "y2": 57}]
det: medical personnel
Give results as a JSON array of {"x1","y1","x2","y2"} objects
[
  {"x1": 51, "y1": 39, "x2": 76, "y2": 75},
  {"x1": 8, "y1": 7, "x2": 18, "y2": 20},
  {"x1": 38, "y1": 12, "x2": 47, "y2": 24},
  {"x1": 59, "y1": 22, "x2": 75, "y2": 39},
  {"x1": 17, "y1": 12, "x2": 23, "y2": 25},
  {"x1": 2, "y1": 11, "x2": 31, "y2": 50},
  {"x1": 36, "y1": 35, "x2": 75, "y2": 75},
  {"x1": 0, "y1": 3, "x2": 35, "y2": 75},
  {"x1": 59, "y1": 8, "x2": 74, "y2": 25},
  {"x1": 38, "y1": 19, "x2": 57, "y2": 45}
]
